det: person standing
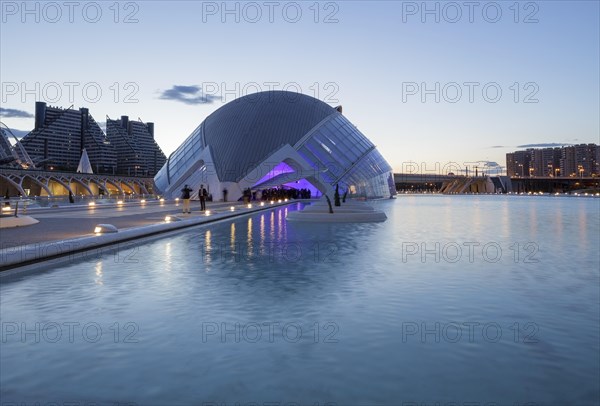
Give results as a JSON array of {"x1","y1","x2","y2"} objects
[
  {"x1": 181, "y1": 184, "x2": 193, "y2": 214},
  {"x1": 199, "y1": 184, "x2": 207, "y2": 211}
]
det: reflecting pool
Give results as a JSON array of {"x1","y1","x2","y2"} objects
[{"x1": 1, "y1": 196, "x2": 599, "y2": 405}]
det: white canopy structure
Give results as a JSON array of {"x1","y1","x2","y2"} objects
[{"x1": 77, "y1": 149, "x2": 93, "y2": 174}]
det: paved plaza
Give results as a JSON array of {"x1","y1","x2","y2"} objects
[{"x1": 0, "y1": 200, "x2": 264, "y2": 248}]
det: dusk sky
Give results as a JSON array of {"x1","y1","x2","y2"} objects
[{"x1": 1, "y1": 0, "x2": 599, "y2": 174}]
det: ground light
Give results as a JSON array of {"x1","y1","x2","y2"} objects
[
  {"x1": 88, "y1": 202, "x2": 96, "y2": 207},
  {"x1": 205, "y1": 210, "x2": 211, "y2": 216},
  {"x1": 247, "y1": 204, "x2": 252, "y2": 208},
  {"x1": 260, "y1": 202, "x2": 265, "y2": 206},
  {"x1": 140, "y1": 199, "x2": 146, "y2": 203},
  {"x1": 117, "y1": 200, "x2": 124, "y2": 205},
  {"x1": 230, "y1": 206, "x2": 235, "y2": 211},
  {"x1": 94, "y1": 224, "x2": 118, "y2": 234},
  {"x1": 165, "y1": 215, "x2": 183, "y2": 222}
]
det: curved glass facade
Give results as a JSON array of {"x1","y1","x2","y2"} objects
[
  {"x1": 154, "y1": 91, "x2": 395, "y2": 200},
  {"x1": 296, "y1": 114, "x2": 394, "y2": 198},
  {"x1": 154, "y1": 123, "x2": 204, "y2": 194}
]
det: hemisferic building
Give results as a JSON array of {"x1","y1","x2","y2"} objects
[{"x1": 154, "y1": 91, "x2": 395, "y2": 202}]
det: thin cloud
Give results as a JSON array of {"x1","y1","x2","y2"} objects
[
  {"x1": 0, "y1": 108, "x2": 33, "y2": 118},
  {"x1": 490, "y1": 145, "x2": 507, "y2": 148},
  {"x1": 468, "y1": 160, "x2": 500, "y2": 167},
  {"x1": 481, "y1": 161, "x2": 500, "y2": 167},
  {"x1": 158, "y1": 85, "x2": 219, "y2": 105},
  {"x1": 517, "y1": 143, "x2": 571, "y2": 148}
]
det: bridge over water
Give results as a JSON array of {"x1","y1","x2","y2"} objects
[
  {"x1": 1, "y1": 169, "x2": 597, "y2": 198},
  {"x1": 394, "y1": 173, "x2": 599, "y2": 193}
]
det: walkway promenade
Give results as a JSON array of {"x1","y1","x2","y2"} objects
[{"x1": 0, "y1": 199, "x2": 296, "y2": 271}]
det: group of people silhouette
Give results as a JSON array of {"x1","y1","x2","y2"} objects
[
  {"x1": 181, "y1": 185, "x2": 313, "y2": 214},
  {"x1": 259, "y1": 187, "x2": 312, "y2": 200}
]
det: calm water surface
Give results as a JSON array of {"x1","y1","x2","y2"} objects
[{"x1": 1, "y1": 196, "x2": 599, "y2": 405}]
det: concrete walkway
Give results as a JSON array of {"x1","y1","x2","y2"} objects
[{"x1": 0, "y1": 199, "x2": 299, "y2": 271}]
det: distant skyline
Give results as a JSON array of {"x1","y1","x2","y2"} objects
[{"x1": 1, "y1": 1, "x2": 599, "y2": 174}]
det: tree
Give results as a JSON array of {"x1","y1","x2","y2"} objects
[{"x1": 334, "y1": 184, "x2": 341, "y2": 206}]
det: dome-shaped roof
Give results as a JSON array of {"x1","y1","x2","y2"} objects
[{"x1": 202, "y1": 91, "x2": 337, "y2": 182}]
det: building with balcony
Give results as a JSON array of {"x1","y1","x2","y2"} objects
[
  {"x1": 530, "y1": 147, "x2": 561, "y2": 177},
  {"x1": 17, "y1": 102, "x2": 167, "y2": 177},
  {"x1": 106, "y1": 116, "x2": 166, "y2": 177},
  {"x1": 560, "y1": 144, "x2": 599, "y2": 177},
  {"x1": 507, "y1": 144, "x2": 599, "y2": 177},
  {"x1": 20, "y1": 102, "x2": 117, "y2": 174},
  {"x1": 506, "y1": 150, "x2": 532, "y2": 177}
]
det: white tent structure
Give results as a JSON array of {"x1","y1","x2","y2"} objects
[{"x1": 76, "y1": 149, "x2": 93, "y2": 174}]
